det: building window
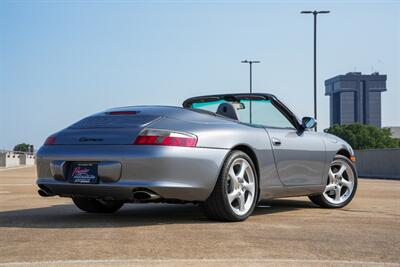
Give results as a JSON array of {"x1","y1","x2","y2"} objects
[{"x1": 333, "y1": 93, "x2": 340, "y2": 124}]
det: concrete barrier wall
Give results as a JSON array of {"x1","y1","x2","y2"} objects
[
  {"x1": 0, "y1": 152, "x2": 21, "y2": 168},
  {"x1": 19, "y1": 154, "x2": 35, "y2": 166},
  {"x1": 355, "y1": 149, "x2": 400, "y2": 179}
]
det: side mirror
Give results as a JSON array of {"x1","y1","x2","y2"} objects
[{"x1": 301, "y1": 117, "x2": 317, "y2": 129}]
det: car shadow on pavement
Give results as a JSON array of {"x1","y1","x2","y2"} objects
[{"x1": 0, "y1": 199, "x2": 316, "y2": 229}]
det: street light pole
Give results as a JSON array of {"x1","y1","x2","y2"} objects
[
  {"x1": 241, "y1": 59, "x2": 260, "y2": 124},
  {"x1": 301, "y1": 10, "x2": 330, "y2": 131}
]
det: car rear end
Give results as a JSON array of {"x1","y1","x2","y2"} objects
[{"x1": 36, "y1": 107, "x2": 228, "y2": 202}]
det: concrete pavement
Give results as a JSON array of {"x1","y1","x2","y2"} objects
[{"x1": 0, "y1": 167, "x2": 399, "y2": 266}]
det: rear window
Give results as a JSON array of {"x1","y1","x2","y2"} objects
[{"x1": 69, "y1": 115, "x2": 159, "y2": 129}]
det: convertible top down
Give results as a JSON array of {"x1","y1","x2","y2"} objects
[{"x1": 36, "y1": 93, "x2": 358, "y2": 221}]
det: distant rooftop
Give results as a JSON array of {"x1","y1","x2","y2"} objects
[
  {"x1": 325, "y1": 72, "x2": 387, "y2": 85},
  {"x1": 345, "y1": 72, "x2": 382, "y2": 76}
]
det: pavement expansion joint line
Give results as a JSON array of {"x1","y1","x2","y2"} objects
[{"x1": 0, "y1": 258, "x2": 399, "y2": 266}]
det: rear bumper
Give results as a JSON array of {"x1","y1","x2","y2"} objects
[{"x1": 36, "y1": 145, "x2": 228, "y2": 201}]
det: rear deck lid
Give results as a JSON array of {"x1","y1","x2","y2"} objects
[{"x1": 54, "y1": 113, "x2": 161, "y2": 145}]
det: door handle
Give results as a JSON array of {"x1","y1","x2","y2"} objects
[{"x1": 271, "y1": 137, "x2": 281, "y2": 146}]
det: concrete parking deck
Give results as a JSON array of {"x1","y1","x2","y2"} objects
[{"x1": 0, "y1": 167, "x2": 399, "y2": 267}]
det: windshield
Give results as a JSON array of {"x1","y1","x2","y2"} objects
[{"x1": 191, "y1": 99, "x2": 295, "y2": 129}]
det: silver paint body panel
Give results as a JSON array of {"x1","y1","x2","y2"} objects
[{"x1": 36, "y1": 102, "x2": 355, "y2": 202}]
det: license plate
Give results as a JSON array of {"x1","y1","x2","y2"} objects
[{"x1": 68, "y1": 163, "x2": 98, "y2": 184}]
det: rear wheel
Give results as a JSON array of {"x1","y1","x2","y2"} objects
[
  {"x1": 203, "y1": 151, "x2": 258, "y2": 221},
  {"x1": 72, "y1": 197, "x2": 124, "y2": 213},
  {"x1": 309, "y1": 155, "x2": 357, "y2": 208}
]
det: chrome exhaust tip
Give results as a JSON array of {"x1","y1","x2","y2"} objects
[
  {"x1": 38, "y1": 189, "x2": 54, "y2": 197},
  {"x1": 132, "y1": 190, "x2": 161, "y2": 201}
]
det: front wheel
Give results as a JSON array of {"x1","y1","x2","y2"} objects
[
  {"x1": 309, "y1": 155, "x2": 358, "y2": 208},
  {"x1": 72, "y1": 197, "x2": 124, "y2": 213},
  {"x1": 203, "y1": 151, "x2": 258, "y2": 222}
]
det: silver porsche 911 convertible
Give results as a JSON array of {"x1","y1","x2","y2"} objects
[{"x1": 36, "y1": 93, "x2": 358, "y2": 221}]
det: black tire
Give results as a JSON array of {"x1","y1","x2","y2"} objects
[
  {"x1": 203, "y1": 150, "x2": 259, "y2": 222},
  {"x1": 72, "y1": 197, "x2": 124, "y2": 213},
  {"x1": 309, "y1": 155, "x2": 358, "y2": 208}
]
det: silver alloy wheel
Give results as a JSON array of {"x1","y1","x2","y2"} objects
[
  {"x1": 323, "y1": 159, "x2": 355, "y2": 205},
  {"x1": 226, "y1": 158, "x2": 256, "y2": 216}
]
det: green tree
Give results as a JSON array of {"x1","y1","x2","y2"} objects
[
  {"x1": 324, "y1": 124, "x2": 400, "y2": 150},
  {"x1": 13, "y1": 143, "x2": 33, "y2": 152}
]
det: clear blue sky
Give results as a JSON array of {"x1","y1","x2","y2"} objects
[{"x1": 0, "y1": 1, "x2": 399, "y2": 150}]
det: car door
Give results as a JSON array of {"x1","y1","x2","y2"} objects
[
  {"x1": 246, "y1": 98, "x2": 326, "y2": 186},
  {"x1": 265, "y1": 128, "x2": 326, "y2": 186}
]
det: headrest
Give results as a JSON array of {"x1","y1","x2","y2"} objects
[{"x1": 216, "y1": 103, "x2": 240, "y2": 121}]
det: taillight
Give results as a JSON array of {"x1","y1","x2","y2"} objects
[
  {"x1": 134, "y1": 129, "x2": 197, "y2": 147},
  {"x1": 44, "y1": 136, "x2": 57, "y2": 145}
]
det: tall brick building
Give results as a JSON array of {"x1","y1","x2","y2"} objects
[{"x1": 325, "y1": 72, "x2": 387, "y2": 127}]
